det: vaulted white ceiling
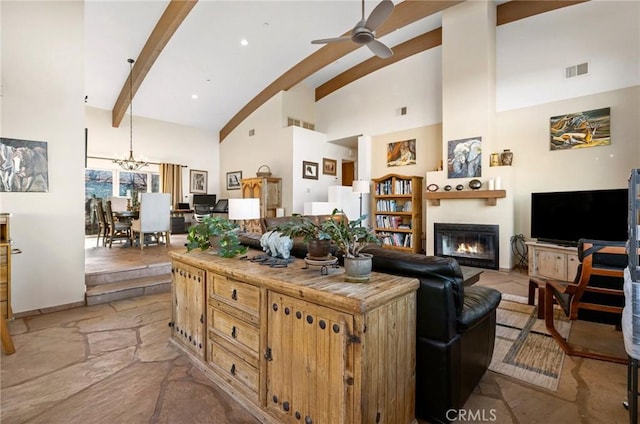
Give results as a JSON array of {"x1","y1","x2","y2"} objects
[{"x1": 85, "y1": 0, "x2": 445, "y2": 134}]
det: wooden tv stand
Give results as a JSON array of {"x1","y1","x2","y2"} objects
[
  {"x1": 169, "y1": 249, "x2": 419, "y2": 424},
  {"x1": 526, "y1": 241, "x2": 579, "y2": 280}
]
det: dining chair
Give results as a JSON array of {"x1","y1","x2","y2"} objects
[
  {"x1": 95, "y1": 199, "x2": 110, "y2": 247},
  {"x1": 131, "y1": 193, "x2": 171, "y2": 250},
  {"x1": 104, "y1": 200, "x2": 132, "y2": 248}
]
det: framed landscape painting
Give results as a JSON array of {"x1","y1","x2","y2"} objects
[{"x1": 550, "y1": 107, "x2": 610, "y2": 150}]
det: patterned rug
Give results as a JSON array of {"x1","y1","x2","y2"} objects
[{"x1": 489, "y1": 294, "x2": 571, "y2": 391}]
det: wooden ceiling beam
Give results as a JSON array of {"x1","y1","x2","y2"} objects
[
  {"x1": 497, "y1": 0, "x2": 588, "y2": 26},
  {"x1": 219, "y1": 0, "x2": 464, "y2": 142},
  {"x1": 112, "y1": 0, "x2": 198, "y2": 128}
]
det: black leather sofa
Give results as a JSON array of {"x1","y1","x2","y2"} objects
[{"x1": 240, "y1": 217, "x2": 502, "y2": 423}]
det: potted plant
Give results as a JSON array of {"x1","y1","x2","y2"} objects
[
  {"x1": 275, "y1": 214, "x2": 333, "y2": 259},
  {"x1": 186, "y1": 215, "x2": 248, "y2": 258},
  {"x1": 322, "y1": 208, "x2": 380, "y2": 282}
]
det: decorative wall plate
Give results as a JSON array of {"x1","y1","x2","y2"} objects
[{"x1": 427, "y1": 183, "x2": 439, "y2": 192}]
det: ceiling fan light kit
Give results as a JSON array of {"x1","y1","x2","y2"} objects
[{"x1": 311, "y1": 0, "x2": 395, "y2": 59}]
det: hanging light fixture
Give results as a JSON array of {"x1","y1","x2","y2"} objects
[{"x1": 113, "y1": 58, "x2": 148, "y2": 171}]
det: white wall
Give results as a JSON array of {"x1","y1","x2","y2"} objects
[
  {"x1": 86, "y1": 107, "x2": 219, "y2": 204},
  {"x1": 0, "y1": 1, "x2": 86, "y2": 314},
  {"x1": 315, "y1": 48, "x2": 443, "y2": 141},
  {"x1": 314, "y1": 0, "x2": 640, "y2": 253},
  {"x1": 291, "y1": 126, "x2": 350, "y2": 214}
]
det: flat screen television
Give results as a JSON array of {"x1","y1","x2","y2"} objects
[
  {"x1": 531, "y1": 188, "x2": 628, "y2": 246},
  {"x1": 192, "y1": 194, "x2": 217, "y2": 210}
]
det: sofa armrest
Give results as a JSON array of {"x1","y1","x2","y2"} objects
[
  {"x1": 458, "y1": 286, "x2": 501, "y2": 332},
  {"x1": 417, "y1": 278, "x2": 459, "y2": 342}
]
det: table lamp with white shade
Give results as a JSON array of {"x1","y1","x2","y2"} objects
[
  {"x1": 352, "y1": 180, "x2": 370, "y2": 219},
  {"x1": 228, "y1": 198, "x2": 261, "y2": 232}
]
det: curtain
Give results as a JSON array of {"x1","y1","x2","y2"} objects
[{"x1": 160, "y1": 163, "x2": 183, "y2": 209}]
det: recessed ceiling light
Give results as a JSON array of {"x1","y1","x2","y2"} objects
[
  {"x1": 191, "y1": 94, "x2": 198, "y2": 99},
  {"x1": 240, "y1": 39, "x2": 248, "y2": 46}
]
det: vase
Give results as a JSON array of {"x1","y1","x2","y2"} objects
[
  {"x1": 307, "y1": 239, "x2": 331, "y2": 260},
  {"x1": 344, "y1": 253, "x2": 373, "y2": 283},
  {"x1": 490, "y1": 153, "x2": 501, "y2": 167},
  {"x1": 500, "y1": 149, "x2": 513, "y2": 166}
]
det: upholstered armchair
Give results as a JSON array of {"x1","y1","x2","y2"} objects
[{"x1": 130, "y1": 193, "x2": 171, "y2": 250}]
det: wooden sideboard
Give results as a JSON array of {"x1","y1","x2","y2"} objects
[{"x1": 169, "y1": 249, "x2": 419, "y2": 424}]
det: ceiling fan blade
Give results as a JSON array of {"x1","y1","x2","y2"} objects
[
  {"x1": 365, "y1": 0, "x2": 394, "y2": 31},
  {"x1": 311, "y1": 35, "x2": 352, "y2": 45},
  {"x1": 367, "y1": 39, "x2": 393, "y2": 59}
]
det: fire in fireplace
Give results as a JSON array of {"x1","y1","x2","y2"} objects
[{"x1": 434, "y1": 223, "x2": 499, "y2": 270}]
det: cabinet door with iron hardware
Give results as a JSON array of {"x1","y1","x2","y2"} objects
[
  {"x1": 266, "y1": 291, "x2": 354, "y2": 424},
  {"x1": 171, "y1": 261, "x2": 205, "y2": 358}
]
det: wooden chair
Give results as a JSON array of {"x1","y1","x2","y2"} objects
[
  {"x1": 543, "y1": 239, "x2": 627, "y2": 364},
  {"x1": 104, "y1": 200, "x2": 132, "y2": 248},
  {"x1": 95, "y1": 199, "x2": 110, "y2": 247}
]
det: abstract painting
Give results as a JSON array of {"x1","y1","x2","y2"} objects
[
  {"x1": 447, "y1": 137, "x2": 482, "y2": 179},
  {"x1": 550, "y1": 107, "x2": 610, "y2": 150}
]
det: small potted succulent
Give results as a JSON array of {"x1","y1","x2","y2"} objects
[
  {"x1": 186, "y1": 215, "x2": 248, "y2": 258},
  {"x1": 275, "y1": 214, "x2": 333, "y2": 259},
  {"x1": 322, "y1": 208, "x2": 380, "y2": 282}
]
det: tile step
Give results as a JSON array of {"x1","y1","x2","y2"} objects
[
  {"x1": 85, "y1": 274, "x2": 172, "y2": 306},
  {"x1": 85, "y1": 262, "x2": 172, "y2": 286}
]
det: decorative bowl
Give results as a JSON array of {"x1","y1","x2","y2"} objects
[{"x1": 469, "y1": 179, "x2": 482, "y2": 190}]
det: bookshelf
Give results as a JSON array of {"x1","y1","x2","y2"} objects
[{"x1": 372, "y1": 174, "x2": 423, "y2": 253}]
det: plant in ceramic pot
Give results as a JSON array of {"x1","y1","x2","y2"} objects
[
  {"x1": 186, "y1": 215, "x2": 248, "y2": 258},
  {"x1": 322, "y1": 209, "x2": 380, "y2": 282},
  {"x1": 275, "y1": 214, "x2": 333, "y2": 259}
]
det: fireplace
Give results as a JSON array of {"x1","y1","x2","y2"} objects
[{"x1": 434, "y1": 223, "x2": 499, "y2": 270}]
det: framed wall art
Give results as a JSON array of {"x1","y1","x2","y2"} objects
[
  {"x1": 549, "y1": 107, "x2": 610, "y2": 150},
  {"x1": 387, "y1": 139, "x2": 416, "y2": 167},
  {"x1": 447, "y1": 137, "x2": 482, "y2": 179},
  {"x1": 226, "y1": 170, "x2": 242, "y2": 190},
  {"x1": 189, "y1": 169, "x2": 207, "y2": 194},
  {"x1": 323, "y1": 158, "x2": 337, "y2": 176},
  {"x1": 0, "y1": 137, "x2": 49, "y2": 192},
  {"x1": 302, "y1": 161, "x2": 318, "y2": 180}
]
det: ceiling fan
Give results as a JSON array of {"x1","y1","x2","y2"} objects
[{"x1": 311, "y1": 0, "x2": 395, "y2": 59}]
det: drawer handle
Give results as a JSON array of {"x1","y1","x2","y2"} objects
[
  {"x1": 231, "y1": 289, "x2": 238, "y2": 301},
  {"x1": 231, "y1": 326, "x2": 237, "y2": 339},
  {"x1": 230, "y1": 364, "x2": 236, "y2": 375}
]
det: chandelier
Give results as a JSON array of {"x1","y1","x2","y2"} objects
[{"x1": 113, "y1": 58, "x2": 148, "y2": 171}]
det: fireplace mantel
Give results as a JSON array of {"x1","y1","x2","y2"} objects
[{"x1": 425, "y1": 190, "x2": 506, "y2": 206}]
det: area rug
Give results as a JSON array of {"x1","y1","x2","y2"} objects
[{"x1": 489, "y1": 294, "x2": 571, "y2": 391}]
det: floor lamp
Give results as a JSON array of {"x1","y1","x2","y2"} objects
[
  {"x1": 352, "y1": 180, "x2": 370, "y2": 220},
  {"x1": 228, "y1": 198, "x2": 261, "y2": 233}
]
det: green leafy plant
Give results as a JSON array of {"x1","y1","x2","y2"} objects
[
  {"x1": 186, "y1": 215, "x2": 248, "y2": 258},
  {"x1": 322, "y1": 208, "x2": 380, "y2": 258},
  {"x1": 275, "y1": 214, "x2": 332, "y2": 243}
]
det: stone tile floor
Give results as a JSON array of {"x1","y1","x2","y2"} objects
[{"x1": 0, "y1": 239, "x2": 635, "y2": 423}]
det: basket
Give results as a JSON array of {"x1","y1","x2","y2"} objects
[{"x1": 256, "y1": 165, "x2": 272, "y2": 177}]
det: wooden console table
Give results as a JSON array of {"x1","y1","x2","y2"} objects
[{"x1": 169, "y1": 249, "x2": 419, "y2": 424}]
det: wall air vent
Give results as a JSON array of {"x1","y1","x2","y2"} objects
[
  {"x1": 400, "y1": 106, "x2": 407, "y2": 115},
  {"x1": 287, "y1": 117, "x2": 314, "y2": 131},
  {"x1": 249, "y1": 129, "x2": 255, "y2": 136},
  {"x1": 565, "y1": 62, "x2": 589, "y2": 79}
]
